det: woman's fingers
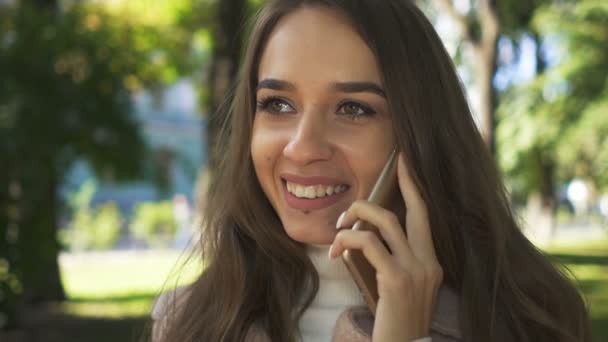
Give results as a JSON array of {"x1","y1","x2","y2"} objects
[
  {"x1": 336, "y1": 200, "x2": 414, "y2": 265},
  {"x1": 396, "y1": 152, "x2": 437, "y2": 262},
  {"x1": 329, "y1": 228, "x2": 401, "y2": 276}
]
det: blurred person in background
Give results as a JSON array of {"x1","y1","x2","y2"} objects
[{"x1": 150, "y1": 0, "x2": 591, "y2": 341}]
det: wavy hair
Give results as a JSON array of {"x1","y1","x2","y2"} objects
[{"x1": 155, "y1": 1, "x2": 591, "y2": 341}]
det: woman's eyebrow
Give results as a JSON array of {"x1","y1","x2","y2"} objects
[
  {"x1": 256, "y1": 78, "x2": 296, "y2": 92},
  {"x1": 331, "y1": 81, "x2": 386, "y2": 98},
  {"x1": 256, "y1": 78, "x2": 386, "y2": 99}
]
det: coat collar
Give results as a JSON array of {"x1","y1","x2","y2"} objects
[
  {"x1": 332, "y1": 284, "x2": 461, "y2": 341},
  {"x1": 154, "y1": 284, "x2": 462, "y2": 341},
  {"x1": 244, "y1": 284, "x2": 461, "y2": 341},
  {"x1": 431, "y1": 284, "x2": 461, "y2": 339}
]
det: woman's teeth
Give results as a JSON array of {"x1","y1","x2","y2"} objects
[{"x1": 286, "y1": 181, "x2": 347, "y2": 199}]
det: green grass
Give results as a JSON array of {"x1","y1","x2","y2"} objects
[
  {"x1": 52, "y1": 241, "x2": 608, "y2": 341},
  {"x1": 15, "y1": 250, "x2": 203, "y2": 342},
  {"x1": 545, "y1": 238, "x2": 608, "y2": 341},
  {"x1": 59, "y1": 249, "x2": 202, "y2": 318}
]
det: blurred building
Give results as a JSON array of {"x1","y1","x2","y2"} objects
[{"x1": 60, "y1": 79, "x2": 206, "y2": 215}]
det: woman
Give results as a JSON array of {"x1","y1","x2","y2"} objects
[{"x1": 151, "y1": 0, "x2": 591, "y2": 341}]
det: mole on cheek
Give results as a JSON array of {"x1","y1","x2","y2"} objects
[{"x1": 266, "y1": 156, "x2": 271, "y2": 162}]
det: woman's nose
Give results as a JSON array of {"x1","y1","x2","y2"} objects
[{"x1": 283, "y1": 114, "x2": 332, "y2": 165}]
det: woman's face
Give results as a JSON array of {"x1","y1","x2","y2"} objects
[{"x1": 251, "y1": 6, "x2": 395, "y2": 245}]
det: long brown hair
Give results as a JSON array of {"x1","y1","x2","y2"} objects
[{"x1": 155, "y1": 1, "x2": 591, "y2": 341}]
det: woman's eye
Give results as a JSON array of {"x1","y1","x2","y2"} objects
[
  {"x1": 257, "y1": 97, "x2": 295, "y2": 114},
  {"x1": 337, "y1": 101, "x2": 376, "y2": 119}
]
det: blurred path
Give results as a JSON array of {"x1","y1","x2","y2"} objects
[{"x1": 552, "y1": 222, "x2": 607, "y2": 244}]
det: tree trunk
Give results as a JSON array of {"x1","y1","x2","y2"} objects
[
  {"x1": 524, "y1": 192, "x2": 553, "y2": 246},
  {"x1": 19, "y1": 162, "x2": 66, "y2": 303},
  {"x1": 532, "y1": 32, "x2": 555, "y2": 240},
  {"x1": 538, "y1": 149, "x2": 556, "y2": 240},
  {"x1": 474, "y1": 44, "x2": 498, "y2": 154},
  {"x1": 433, "y1": 0, "x2": 499, "y2": 156},
  {"x1": 533, "y1": 32, "x2": 545, "y2": 75},
  {"x1": 205, "y1": 0, "x2": 247, "y2": 176},
  {"x1": 472, "y1": 0, "x2": 499, "y2": 155},
  {"x1": 523, "y1": 148, "x2": 556, "y2": 245},
  {"x1": 10, "y1": 0, "x2": 66, "y2": 306},
  {"x1": 196, "y1": 0, "x2": 247, "y2": 214},
  {"x1": 0, "y1": 175, "x2": 20, "y2": 330},
  {"x1": 0, "y1": 156, "x2": 65, "y2": 332}
]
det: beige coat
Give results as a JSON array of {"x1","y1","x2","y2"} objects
[{"x1": 152, "y1": 285, "x2": 462, "y2": 341}]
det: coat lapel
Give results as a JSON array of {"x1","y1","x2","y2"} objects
[
  {"x1": 331, "y1": 285, "x2": 461, "y2": 341},
  {"x1": 245, "y1": 285, "x2": 461, "y2": 342}
]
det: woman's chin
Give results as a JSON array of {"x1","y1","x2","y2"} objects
[{"x1": 285, "y1": 226, "x2": 336, "y2": 246}]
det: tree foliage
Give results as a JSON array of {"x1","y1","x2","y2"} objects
[
  {"x1": 131, "y1": 201, "x2": 177, "y2": 248},
  {"x1": 497, "y1": 0, "x2": 608, "y2": 198},
  {"x1": 0, "y1": 0, "x2": 198, "y2": 330}
]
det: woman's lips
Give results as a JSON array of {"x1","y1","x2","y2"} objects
[{"x1": 282, "y1": 179, "x2": 349, "y2": 210}]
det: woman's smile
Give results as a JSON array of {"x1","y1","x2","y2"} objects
[{"x1": 281, "y1": 173, "x2": 351, "y2": 210}]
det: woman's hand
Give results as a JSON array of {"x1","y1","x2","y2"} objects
[{"x1": 329, "y1": 152, "x2": 443, "y2": 342}]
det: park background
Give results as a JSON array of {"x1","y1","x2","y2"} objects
[{"x1": 1, "y1": 0, "x2": 607, "y2": 341}]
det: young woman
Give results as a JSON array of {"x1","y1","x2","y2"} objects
[{"x1": 151, "y1": 0, "x2": 591, "y2": 341}]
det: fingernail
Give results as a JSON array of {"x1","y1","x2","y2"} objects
[
  {"x1": 328, "y1": 244, "x2": 334, "y2": 259},
  {"x1": 336, "y1": 211, "x2": 346, "y2": 229}
]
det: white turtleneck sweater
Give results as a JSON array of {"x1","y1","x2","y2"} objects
[
  {"x1": 299, "y1": 245, "x2": 431, "y2": 342},
  {"x1": 298, "y1": 244, "x2": 366, "y2": 341}
]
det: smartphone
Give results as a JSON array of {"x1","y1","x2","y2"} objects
[{"x1": 341, "y1": 146, "x2": 399, "y2": 315}]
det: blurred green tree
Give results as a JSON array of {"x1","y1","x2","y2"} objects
[
  {"x1": 431, "y1": 0, "x2": 554, "y2": 234},
  {"x1": 427, "y1": 0, "x2": 557, "y2": 155},
  {"x1": 131, "y1": 201, "x2": 177, "y2": 248},
  {"x1": 59, "y1": 180, "x2": 124, "y2": 251},
  {"x1": 0, "y1": 0, "x2": 196, "y2": 330},
  {"x1": 497, "y1": 0, "x2": 608, "y2": 216}
]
